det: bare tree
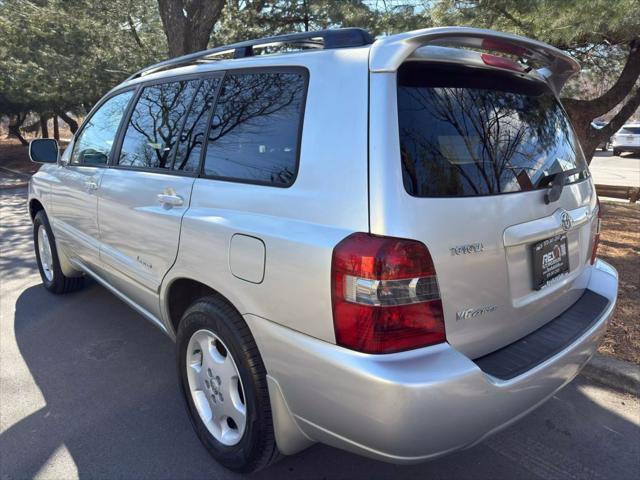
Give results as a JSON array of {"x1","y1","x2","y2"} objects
[
  {"x1": 157, "y1": 0, "x2": 226, "y2": 57},
  {"x1": 7, "y1": 113, "x2": 28, "y2": 145}
]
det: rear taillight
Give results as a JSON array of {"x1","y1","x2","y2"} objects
[
  {"x1": 331, "y1": 233, "x2": 445, "y2": 354},
  {"x1": 591, "y1": 198, "x2": 602, "y2": 264}
]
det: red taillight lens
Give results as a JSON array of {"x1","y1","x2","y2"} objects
[
  {"x1": 591, "y1": 198, "x2": 602, "y2": 264},
  {"x1": 480, "y1": 53, "x2": 526, "y2": 72},
  {"x1": 331, "y1": 233, "x2": 445, "y2": 354},
  {"x1": 481, "y1": 38, "x2": 528, "y2": 57}
]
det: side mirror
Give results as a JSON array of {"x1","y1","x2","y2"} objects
[{"x1": 29, "y1": 139, "x2": 59, "y2": 164}]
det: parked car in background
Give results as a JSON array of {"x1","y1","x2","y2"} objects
[
  {"x1": 591, "y1": 120, "x2": 611, "y2": 151},
  {"x1": 612, "y1": 123, "x2": 640, "y2": 155},
  {"x1": 27, "y1": 27, "x2": 618, "y2": 473}
]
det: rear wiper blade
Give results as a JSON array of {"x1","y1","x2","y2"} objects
[{"x1": 538, "y1": 167, "x2": 582, "y2": 204}]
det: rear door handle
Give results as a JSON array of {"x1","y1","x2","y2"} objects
[{"x1": 157, "y1": 193, "x2": 184, "y2": 207}]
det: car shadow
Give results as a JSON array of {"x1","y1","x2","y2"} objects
[{"x1": 2, "y1": 281, "x2": 639, "y2": 479}]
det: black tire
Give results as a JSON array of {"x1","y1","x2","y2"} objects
[
  {"x1": 176, "y1": 296, "x2": 279, "y2": 473},
  {"x1": 613, "y1": 148, "x2": 621, "y2": 156},
  {"x1": 33, "y1": 210, "x2": 84, "y2": 294}
]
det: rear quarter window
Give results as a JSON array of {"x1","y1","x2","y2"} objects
[
  {"x1": 202, "y1": 69, "x2": 307, "y2": 187},
  {"x1": 397, "y1": 63, "x2": 588, "y2": 197}
]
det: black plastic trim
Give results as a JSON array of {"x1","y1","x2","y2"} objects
[{"x1": 473, "y1": 290, "x2": 609, "y2": 380}]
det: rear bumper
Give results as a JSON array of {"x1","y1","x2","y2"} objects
[{"x1": 246, "y1": 259, "x2": 618, "y2": 463}]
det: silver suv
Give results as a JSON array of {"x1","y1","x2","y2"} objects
[{"x1": 27, "y1": 27, "x2": 618, "y2": 473}]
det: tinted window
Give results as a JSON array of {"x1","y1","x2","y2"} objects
[
  {"x1": 173, "y1": 77, "x2": 220, "y2": 172},
  {"x1": 620, "y1": 126, "x2": 640, "y2": 134},
  {"x1": 119, "y1": 80, "x2": 199, "y2": 170},
  {"x1": 203, "y1": 71, "x2": 306, "y2": 186},
  {"x1": 70, "y1": 91, "x2": 133, "y2": 166},
  {"x1": 398, "y1": 63, "x2": 588, "y2": 197}
]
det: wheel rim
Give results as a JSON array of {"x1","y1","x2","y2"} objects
[
  {"x1": 186, "y1": 329, "x2": 247, "y2": 446},
  {"x1": 37, "y1": 225, "x2": 54, "y2": 282}
]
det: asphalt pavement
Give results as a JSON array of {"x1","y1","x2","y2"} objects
[{"x1": 1, "y1": 183, "x2": 639, "y2": 480}]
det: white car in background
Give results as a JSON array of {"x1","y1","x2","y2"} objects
[{"x1": 612, "y1": 123, "x2": 640, "y2": 156}]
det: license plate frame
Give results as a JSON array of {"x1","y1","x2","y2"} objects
[{"x1": 532, "y1": 234, "x2": 569, "y2": 290}]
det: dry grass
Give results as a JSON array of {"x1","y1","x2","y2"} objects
[{"x1": 597, "y1": 201, "x2": 640, "y2": 364}]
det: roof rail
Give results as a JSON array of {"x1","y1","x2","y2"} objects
[{"x1": 127, "y1": 28, "x2": 374, "y2": 81}]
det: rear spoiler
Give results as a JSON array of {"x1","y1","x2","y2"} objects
[{"x1": 369, "y1": 27, "x2": 580, "y2": 94}]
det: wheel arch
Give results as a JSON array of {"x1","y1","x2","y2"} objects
[
  {"x1": 162, "y1": 275, "x2": 314, "y2": 458},
  {"x1": 29, "y1": 198, "x2": 45, "y2": 221},
  {"x1": 163, "y1": 277, "x2": 244, "y2": 337},
  {"x1": 30, "y1": 199, "x2": 83, "y2": 278}
]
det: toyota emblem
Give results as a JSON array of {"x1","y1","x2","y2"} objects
[{"x1": 560, "y1": 211, "x2": 572, "y2": 231}]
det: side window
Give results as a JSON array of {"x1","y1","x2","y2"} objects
[
  {"x1": 70, "y1": 91, "x2": 133, "y2": 166},
  {"x1": 173, "y1": 77, "x2": 221, "y2": 173},
  {"x1": 203, "y1": 71, "x2": 306, "y2": 186},
  {"x1": 118, "y1": 80, "x2": 200, "y2": 170}
]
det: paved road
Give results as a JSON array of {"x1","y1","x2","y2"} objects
[
  {"x1": 1, "y1": 184, "x2": 639, "y2": 480},
  {"x1": 590, "y1": 151, "x2": 640, "y2": 187}
]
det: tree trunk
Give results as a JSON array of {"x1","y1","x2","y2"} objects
[
  {"x1": 53, "y1": 115, "x2": 60, "y2": 140},
  {"x1": 40, "y1": 114, "x2": 49, "y2": 138},
  {"x1": 157, "y1": 0, "x2": 226, "y2": 57},
  {"x1": 7, "y1": 113, "x2": 28, "y2": 146},
  {"x1": 562, "y1": 38, "x2": 640, "y2": 163},
  {"x1": 56, "y1": 110, "x2": 79, "y2": 134}
]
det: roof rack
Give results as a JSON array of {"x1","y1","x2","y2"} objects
[{"x1": 127, "y1": 28, "x2": 374, "y2": 81}]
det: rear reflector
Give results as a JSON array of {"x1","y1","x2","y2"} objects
[
  {"x1": 331, "y1": 233, "x2": 445, "y2": 354},
  {"x1": 481, "y1": 53, "x2": 526, "y2": 72},
  {"x1": 590, "y1": 198, "x2": 602, "y2": 264}
]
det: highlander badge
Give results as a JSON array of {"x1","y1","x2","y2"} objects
[{"x1": 456, "y1": 304, "x2": 497, "y2": 321}]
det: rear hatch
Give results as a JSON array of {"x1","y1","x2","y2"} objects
[{"x1": 368, "y1": 31, "x2": 598, "y2": 358}]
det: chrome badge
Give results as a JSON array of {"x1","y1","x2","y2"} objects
[{"x1": 456, "y1": 304, "x2": 497, "y2": 321}]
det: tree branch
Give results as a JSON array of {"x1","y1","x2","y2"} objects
[
  {"x1": 127, "y1": 14, "x2": 145, "y2": 50},
  {"x1": 562, "y1": 38, "x2": 640, "y2": 118},
  {"x1": 601, "y1": 87, "x2": 640, "y2": 138}
]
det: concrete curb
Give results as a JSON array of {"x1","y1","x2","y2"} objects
[{"x1": 581, "y1": 354, "x2": 640, "y2": 396}]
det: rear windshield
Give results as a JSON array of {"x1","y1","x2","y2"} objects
[
  {"x1": 398, "y1": 63, "x2": 588, "y2": 197},
  {"x1": 619, "y1": 126, "x2": 640, "y2": 134}
]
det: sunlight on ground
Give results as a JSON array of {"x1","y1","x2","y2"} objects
[
  {"x1": 577, "y1": 383, "x2": 640, "y2": 425},
  {"x1": 34, "y1": 444, "x2": 79, "y2": 480}
]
